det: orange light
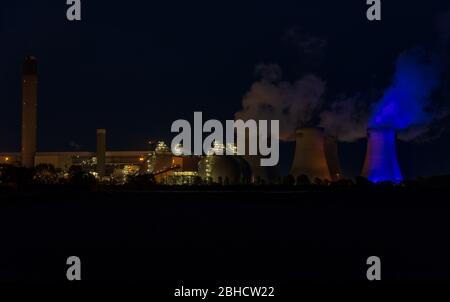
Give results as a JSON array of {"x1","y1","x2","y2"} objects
[
  {"x1": 139, "y1": 157, "x2": 145, "y2": 162},
  {"x1": 5, "y1": 157, "x2": 9, "y2": 162}
]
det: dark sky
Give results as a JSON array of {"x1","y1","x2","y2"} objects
[{"x1": 1, "y1": 0, "x2": 450, "y2": 178}]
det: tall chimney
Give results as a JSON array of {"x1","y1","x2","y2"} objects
[
  {"x1": 290, "y1": 128, "x2": 331, "y2": 181},
  {"x1": 362, "y1": 128, "x2": 403, "y2": 183},
  {"x1": 324, "y1": 135, "x2": 342, "y2": 181},
  {"x1": 21, "y1": 56, "x2": 38, "y2": 168},
  {"x1": 96, "y1": 129, "x2": 106, "y2": 177}
]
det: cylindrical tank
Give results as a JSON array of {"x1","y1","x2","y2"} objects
[
  {"x1": 198, "y1": 156, "x2": 249, "y2": 185},
  {"x1": 362, "y1": 128, "x2": 403, "y2": 183},
  {"x1": 290, "y1": 128, "x2": 331, "y2": 181}
]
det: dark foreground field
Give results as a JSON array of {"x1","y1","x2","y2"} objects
[{"x1": 1, "y1": 187, "x2": 450, "y2": 293}]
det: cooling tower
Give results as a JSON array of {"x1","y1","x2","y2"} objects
[
  {"x1": 290, "y1": 128, "x2": 331, "y2": 181},
  {"x1": 362, "y1": 128, "x2": 403, "y2": 183}
]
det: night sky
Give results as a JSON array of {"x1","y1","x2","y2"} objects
[{"x1": 1, "y1": 0, "x2": 450, "y2": 178}]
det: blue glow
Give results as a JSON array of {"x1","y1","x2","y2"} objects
[
  {"x1": 369, "y1": 49, "x2": 439, "y2": 130},
  {"x1": 363, "y1": 129, "x2": 403, "y2": 183}
]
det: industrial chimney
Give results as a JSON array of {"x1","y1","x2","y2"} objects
[
  {"x1": 96, "y1": 129, "x2": 106, "y2": 177},
  {"x1": 290, "y1": 128, "x2": 331, "y2": 181},
  {"x1": 324, "y1": 135, "x2": 342, "y2": 181},
  {"x1": 21, "y1": 56, "x2": 38, "y2": 168},
  {"x1": 362, "y1": 128, "x2": 403, "y2": 183}
]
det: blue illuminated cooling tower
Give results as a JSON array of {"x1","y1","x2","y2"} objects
[{"x1": 362, "y1": 128, "x2": 403, "y2": 183}]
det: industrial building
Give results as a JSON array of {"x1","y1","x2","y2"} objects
[
  {"x1": 144, "y1": 141, "x2": 200, "y2": 185},
  {"x1": 0, "y1": 56, "x2": 150, "y2": 182},
  {"x1": 0, "y1": 151, "x2": 147, "y2": 173}
]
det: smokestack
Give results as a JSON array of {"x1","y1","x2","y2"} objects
[
  {"x1": 290, "y1": 128, "x2": 331, "y2": 181},
  {"x1": 21, "y1": 56, "x2": 38, "y2": 168},
  {"x1": 362, "y1": 128, "x2": 403, "y2": 183},
  {"x1": 96, "y1": 129, "x2": 106, "y2": 177},
  {"x1": 324, "y1": 135, "x2": 342, "y2": 181}
]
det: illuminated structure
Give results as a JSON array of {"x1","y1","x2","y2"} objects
[
  {"x1": 145, "y1": 141, "x2": 201, "y2": 184},
  {"x1": 0, "y1": 151, "x2": 147, "y2": 172},
  {"x1": 198, "y1": 142, "x2": 251, "y2": 184},
  {"x1": 198, "y1": 155, "x2": 250, "y2": 185},
  {"x1": 146, "y1": 141, "x2": 172, "y2": 174},
  {"x1": 290, "y1": 128, "x2": 331, "y2": 181},
  {"x1": 362, "y1": 128, "x2": 403, "y2": 183},
  {"x1": 163, "y1": 156, "x2": 201, "y2": 185},
  {"x1": 21, "y1": 56, "x2": 38, "y2": 168}
]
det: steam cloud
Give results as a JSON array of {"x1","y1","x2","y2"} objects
[
  {"x1": 320, "y1": 8, "x2": 450, "y2": 143},
  {"x1": 319, "y1": 48, "x2": 446, "y2": 143},
  {"x1": 238, "y1": 15, "x2": 449, "y2": 144},
  {"x1": 239, "y1": 51, "x2": 443, "y2": 143},
  {"x1": 235, "y1": 64, "x2": 326, "y2": 141},
  {"x1": 319, "y1": 97, "x2": 369, "y2": 142},
  {"x1": 369, "y1": 49, "x2": 440, "y2": 132}
]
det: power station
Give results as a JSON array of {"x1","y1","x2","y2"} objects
[{"x1": 0, "y1": 56, "x2": 408, "y2": 184}]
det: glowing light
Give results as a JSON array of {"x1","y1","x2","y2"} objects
[
  {"x1": 369, "y1": 49, "x2": 439, "y2": 131},
  {"x1": 363, "y1": 129, "x2": 403, "y2": 183},
  {"x1": 123, "y1": 165, "x2": 140, "y2": 176},
  {"x1": 155, "y1": 141, "x2": 171, "y2": 154},
  {"x1": 173, "y1": 143, "x2": 184, "y2": 156},
  {"x1": 206, "y1": 141, "x2": 238, "y2": 156}
]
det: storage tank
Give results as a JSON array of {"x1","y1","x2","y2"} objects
[{"x1": 198, "y1": 156, "x2": 250, "y2": 185}]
